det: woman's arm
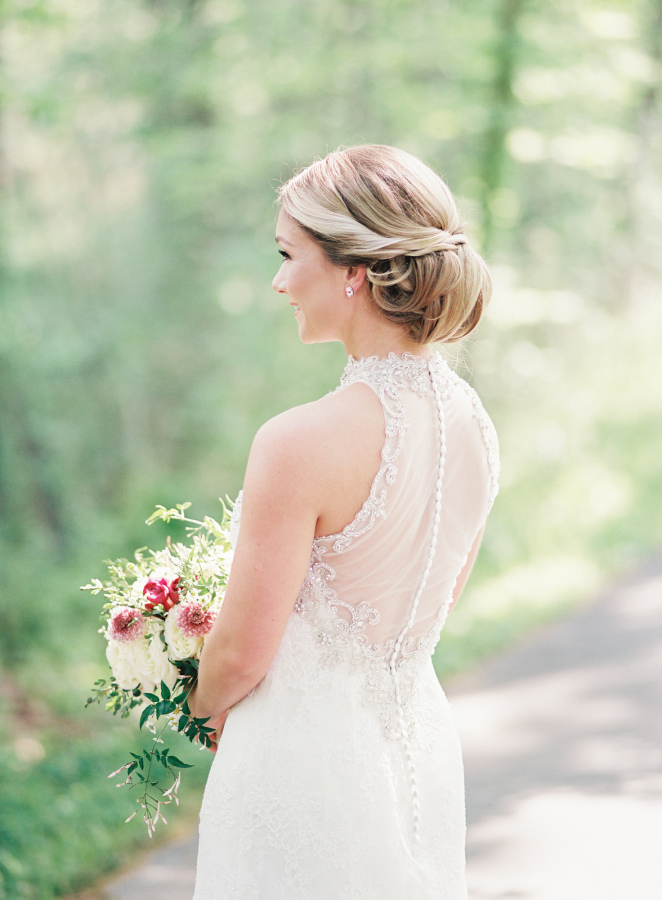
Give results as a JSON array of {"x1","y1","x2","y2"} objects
[
  {"x1": 188, "y1": 382, "x2": 385, "y2": 734},
  {"x1": 188, "y1": 407, "x2": 322, "y2": 727},
  {"x1": 448, "y1": 525, "x2": 484, "y2": 613}
]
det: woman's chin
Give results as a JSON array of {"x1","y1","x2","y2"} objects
[
  {"x1": 294, "y1": 317, "x2": 338, "y2": 346},
  {"x1": 296, "y1": 319, "x2": 315, "y2": 344}
]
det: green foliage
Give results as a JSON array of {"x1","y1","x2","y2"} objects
[
  {"x1": 0, "y1": 0, "x2": 661, "y2": 893},
  {"x1": 0, "y1": 722, "x2": 211, "y2": 900},
  {"x1": 86, "y1": 677, "x2": 144, "y2": 718}
]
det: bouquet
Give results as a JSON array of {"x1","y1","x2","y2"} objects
[{"x1": 83, "y1": 500, "x2": 236, "y2": 834}]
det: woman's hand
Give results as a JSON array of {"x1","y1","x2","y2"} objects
[
  {"x1": 207, "y1": 711, "x2": 228, "y2": 754},
  {"x1": 188, "y1": 686, "x2": 228, "y2": 753}
]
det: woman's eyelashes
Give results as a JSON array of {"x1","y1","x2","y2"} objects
[{"x1": 278, "y1": 249, "x2": 291, "y2": 260}]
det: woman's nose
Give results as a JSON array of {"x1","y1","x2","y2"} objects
[{"x1": 272, "y1": 269, "x2": 286, "y2": 293}]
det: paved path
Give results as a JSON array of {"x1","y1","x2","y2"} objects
[
  {"x1": 455, "y1": 553, "x2": 662, "y2": 900},
  {"x1": 89, "y1": 556, "x2": 662, "y2": 899}
]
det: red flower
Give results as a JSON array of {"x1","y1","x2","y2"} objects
[{"x1": 143, "y1": 576, "x2": 181, "y2": 611}]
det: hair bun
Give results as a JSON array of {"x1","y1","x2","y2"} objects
[{"x1": 278, "y1": 145, "x2": 491, "y2": 344}]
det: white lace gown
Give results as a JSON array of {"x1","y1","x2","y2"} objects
[{"x1": 194, "y1": 352, "x2": 499, "y2": 899}]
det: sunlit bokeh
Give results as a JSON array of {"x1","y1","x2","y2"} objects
[{"x1": 1, "y1": 0, "x2": 660, "y2": 894}]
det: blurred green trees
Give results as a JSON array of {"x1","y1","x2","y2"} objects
[{"x1": 1, "y1": 0, "x2": 661, "y2": 893}]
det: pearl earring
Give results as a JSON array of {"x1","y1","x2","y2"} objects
[{"x1": 345, "y1": 286, "x2": 354, "y2": 297}]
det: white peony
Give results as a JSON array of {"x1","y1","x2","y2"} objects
[
  {"x1": 106, "y1": 623, "x2": 179, "y2": 692},
  {"x1": 164, "y1": 607, "x2": 205, "y2": 661},
  {"x1": 199, "y1": 560, "x2": 219, "y2": 581}
]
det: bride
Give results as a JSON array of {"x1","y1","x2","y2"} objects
[{"x1": 190, "y1": 144, "x2": 498, "y2": 898}]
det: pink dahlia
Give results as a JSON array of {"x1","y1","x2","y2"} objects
[
  {"x1": 176, "y1": 601, "x2": 216, "y2": 637},
  {"x1": 143, "y1": 576, "x2": 181, "y2": 611},
  {"x1": 109, "y1": 607, "x2": 146, "y2": 642}
]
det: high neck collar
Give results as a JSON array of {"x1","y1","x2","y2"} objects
[
  {"x1": 345, "y1": 350, "x2": 434, "y2": 367},
  {"x1": 341, "y1": 351, "x2": 448, "y2": 394}
]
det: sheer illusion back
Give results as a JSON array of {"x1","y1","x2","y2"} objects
[
  {"x1": 194, "y1": 352, "x2": 499, "y2": 900},
  {"x1": 308, "y1": 352, "x2": 498, "y2": 653}
]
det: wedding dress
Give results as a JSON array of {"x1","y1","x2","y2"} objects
[{"x1": 194, "y1": 352, "x2": 499, "y2": 899}]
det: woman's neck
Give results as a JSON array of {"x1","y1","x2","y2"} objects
[{"x1": 340, "y1": 296, "x2": 432, "y2": 360}]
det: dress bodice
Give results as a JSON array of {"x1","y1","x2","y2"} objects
[{"x1": 231, "y1": 351, "x2": 499, "y2": 740}]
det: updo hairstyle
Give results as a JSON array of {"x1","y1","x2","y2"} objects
[{"x1": 277, "y1": 145, "x2": 491, "y2": 344}]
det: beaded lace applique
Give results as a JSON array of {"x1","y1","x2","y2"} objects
[
  {"x1": 233, "y1": 353, "x2": 499, "y2": 739},
  {"x1": 230, "y1": 357, "x2": 498, "y2": 550},
  {"x1": 291, "y1": 353, "x2": 499, "y2": 732},
  {"x1": 328, "y1": 353, "x2": 499, "y2": 540},
  {"x1": 317, "y1": 353, "x2": 455, "y2": 555},
  {"x1": 457, "y1": 379, "x2": 500, "y2": 512},
  {"x1": 292, "y1": 355, "x2": 454, "y2": 738}
]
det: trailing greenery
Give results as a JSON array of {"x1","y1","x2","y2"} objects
[{"x1": 0, "y1": 715, "x2": 212, "y2": 900}]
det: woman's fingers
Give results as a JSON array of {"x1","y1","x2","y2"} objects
[{"x1": 207, "y1": 716, "x2": 227, "y2": 754}]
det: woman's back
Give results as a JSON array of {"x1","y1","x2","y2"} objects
[
  {"x1": 308, "y1": 352, "x2": 498, "y2": 656},
  {"x1": 194, "y1": 351, "x2": 498, "y2": 899}
]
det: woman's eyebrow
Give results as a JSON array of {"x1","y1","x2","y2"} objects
[{"x1": 275, "y1": 235, "x2": 293, "y2": 245}]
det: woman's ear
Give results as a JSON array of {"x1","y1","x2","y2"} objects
[{"x1": 346, "y1": 265, "x2": 367, "y2": 295}]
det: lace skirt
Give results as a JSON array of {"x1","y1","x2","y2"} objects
[{"x1": 193, "y1": 618, "x2": 467, "y2": 900}]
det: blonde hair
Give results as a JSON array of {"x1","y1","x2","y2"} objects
[{"x1": 277, "y1": 145, "x2": 491, "y2": 344}]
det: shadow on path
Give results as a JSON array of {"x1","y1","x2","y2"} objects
[
  {"x1": 85, "y1": 556, "x2": 662, "y2": 900},
  {"x1": 455, "y1": 554, "x2": 662, "y2": 899}
]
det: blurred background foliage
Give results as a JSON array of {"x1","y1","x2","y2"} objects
[{"x1": 1, "y1": 0, "x2": 661, "y2": 895}]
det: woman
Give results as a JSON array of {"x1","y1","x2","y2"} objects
[{"x1": 190, "y1": 145, "x2": 499, "y2": 898}]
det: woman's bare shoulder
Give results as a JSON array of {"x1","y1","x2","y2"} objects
[
  {"x1": 247, "y1": 384, "x2": 384, "y2": 523},
  {"x1": 253, "y1": 383, "x2": 382, "y2": 465}
]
